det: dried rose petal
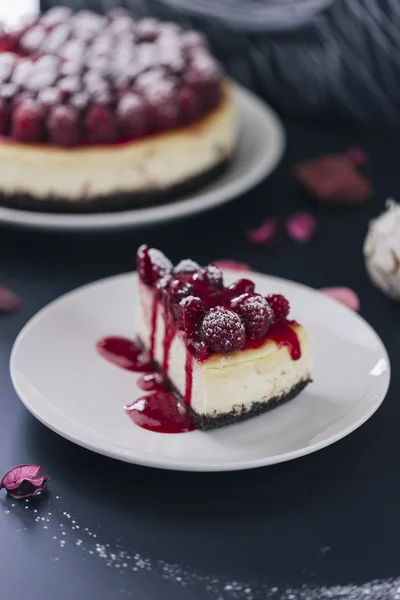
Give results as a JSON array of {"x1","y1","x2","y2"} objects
[
  {"x1": 214, "y1": 260, "x2": 251, "y2": 272},
  {"x1": 345, "y1": 146, "x2": 371, "y2": 169},
  {"x1": 320, "y1": 287, "x2": 360, "y2": 312},
  {"x1": 0, "y1": 464, "x2": 49, "y2": 499},
  {"x1": 246, "y1": 218, "x2": 278, "y2": 245},
  {"x1": 0, "y1": 284, "x2": 20, "y2": 313},
  {"x1": 286, "y1": 212, "x2": 317, "y2": 243}
]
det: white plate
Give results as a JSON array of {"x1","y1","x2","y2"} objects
[
  {"x1": 10, "y1": 270, "x2": 390, "y2": 471},
  {"x1": 0, "y1": 85, "x2": 285, "y2": 231}
]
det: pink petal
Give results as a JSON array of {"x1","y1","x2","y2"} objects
[
  {"x1": 214, "y1": 260, "x2": 251, "y2": 272},
  {"x1": 246, "y1": 218, "x2": 278, "y2": 245},
  {"x1": 320, "y1": 287, "x2": 360, "y2": 312},
  {"x1": 0, "y1": 284, "x2": 20, "y2": 313},
  {"x1": 1, "y1": 464, "x2": 42, "y2": 489},
  {"x1": 286, "y1": 212, "x2": 317, "y2": 243},
  {"x1": 345, "y1": 146, "x2": 370, "y2": 169}
]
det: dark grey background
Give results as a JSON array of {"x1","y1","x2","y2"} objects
[{"x1": 1, "y1": 120, "x2": 400, "y2": 599}]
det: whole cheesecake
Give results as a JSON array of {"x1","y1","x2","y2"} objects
[{"x1": 0, "y1": 8, "x2": 237, "y2": 213}]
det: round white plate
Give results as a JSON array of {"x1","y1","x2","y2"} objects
[
  {"x1": 0, "y1": 85, "x2": 285, "y2": 231},
  {"x1": 10, "y1": 270, "x2": 390, "y2": 471}
]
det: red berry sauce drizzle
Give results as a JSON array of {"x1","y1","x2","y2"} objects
[
  {"x1": 96, "y1": 246, "x2": 301, "y2": 434},
  {"x1": 0, "y1": 8, "x2": 223, "y2": 147}
]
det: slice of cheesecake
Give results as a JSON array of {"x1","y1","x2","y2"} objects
[{"x1": 136, "y1": 246, "x2": 312, "y2": 430}]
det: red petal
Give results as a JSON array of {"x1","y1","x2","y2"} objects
[
  {"x1": 320, "y1": 287, "x2": 360, "y2": 312},
  {"x1": 214, "y1": 260, "x2": 251, "y2": 272},
  {"x1": 0, "y1": 284, "x2": 20, "y2": 313},
  {"x1": 246, "y1": 218, "x2": 278, "y2": 245},
  {"x1": 286, "y1": 212, "x2": 317, "y2": 243}
]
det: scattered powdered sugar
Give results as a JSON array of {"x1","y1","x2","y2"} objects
[
  {"x1": 174, "y1": 259, "x2": 200, "y2": 274},
  {"x1": 3, "y1": 500, "x2": 400, "y2": 599}
]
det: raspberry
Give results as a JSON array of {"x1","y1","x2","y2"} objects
[
  {"x1": 144, "y1": 79, "x2": 178, "y2": 131},
  {"x1": 203, "y1": 264, "x2": 223, "y2": 288},
  {"x1": 12, "y1": 99, "x2": 44, "y2": 142},
  {"x1": 137, "y1": 245, "x2": 172, "y2": 287},
  {"x1": 174, "y1": 259, "x2": 200, "y2": 274},
  {"x1": 136, "y1": 19, "x2": 160, "y2": 42},
  {"x1": 231, "y1": 293, "x2": 274, "y2": 340},
  {"x1": 47, "y1": 105, "x2": 79, "y2": 146},
  {"x1": 19, "y1": 25, "x2": 46, "y2": 54},
  {"x1": 228, "y1": 279, "x2": 255, "y2": 297},
  {"x1": 168, "y1": 279, "x2": 194, "y2": 322},
  {"x1": 181, "y1": 31, "x2": 207, "y2": 54},
  {"x1": 84, "y1": 105, "x2": 118, "y2": 143},
  {"x1": 58, "y1": 76, "x2": 81, "y2": 100},
  {"x1": 201, "y1": 307, "x2": 245, "y2": 353},
  {"x1": 0, "y1": 100, "x2": 9, "y2": 135},
  {"x1": 0, "y1": 53, "x2": 17, "y2": 82},
  {"x1": 155, "y1": 274, "x2": 172, "y2": 300},
  {"x1": 117, "y1": 93, "x2": 149, "y2": 138},
  {"x1": 177, "y1": 86, "x2": 200, "y2": 124},
  {"x1": 179, "y1": 295, "x2": 206, "y2": 339},
  {"x1": 266, "y1": 294, "x2": 290, "y2": 321}
]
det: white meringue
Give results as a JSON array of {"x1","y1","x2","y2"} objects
[{"x1": 364, "y1": 199, "x2": 400, "y2": 299}]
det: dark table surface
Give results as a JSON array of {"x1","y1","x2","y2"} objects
[{"x1": 1, "y1": 120, "x2": 400, "y2": 600}]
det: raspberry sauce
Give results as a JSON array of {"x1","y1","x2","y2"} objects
[
  {"x1": 125, "y1": 392, "x2": 195, "y2": 434},
  {"x1": 96, "y1": 336, "x2": 153, "y2": 372}
]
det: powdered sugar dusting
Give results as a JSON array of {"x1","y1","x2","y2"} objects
[{"x1": 3, "y1": 501, "x2": 400, "y2": 599}]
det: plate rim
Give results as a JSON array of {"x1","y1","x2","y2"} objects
[
  {"x1": 0, "y1": 84, "x2": 285, "y2": 232},
  {"x1": 10, "y1": 270, "x2": 391, "y2": 471}
]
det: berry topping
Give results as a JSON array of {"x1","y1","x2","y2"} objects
[
  {"x1": 0, "y1": 83, "x2": 20, "y2": 102},
  {"x1": 43, "y1": 23, "x2": 72, "y2": 54},
  {"x1": 69, "y1": 91, "x2": 89, "y2": 112},
  {"x1": 155, "y1": 274, "x2": 172, "y2": 300},
  {"x1": 58, "y1": 76, "x2": 81, "y2": 99},
  {"x1": 177, "y1": 86, "x2": 200, "y2": 123},
  {"x1": 137, "y1": 245, "x2": 172, "y2": 287},
  {"x1": 180, "y1": 295, "x2": 206, "y2": 339},
  {"x1": 47, "y1": 105, "x2": 79, "y2": 146},
  {"x1": 203, "y1": 264, "x2": 224, "y2": 288},
  {"x1": 144, "y1": 80, "x2": 178, "y2": 131},
  {"x1": 117, "y1": 93, "x2": 149, "y2": 138},
  {"x1": 38, "y1": 86, "x2": 63, "y2": 109},
  {"x1": 228, "y1": 279, "x2": 255, "y2": 297},
  {"x1": 168, "y1": 279, "x2": 194, "y2": 322},
  {"x1": 181, "y1": 31, "x2": 207, "y2": 53},
  {"x1": 136, "y1": 18, "x2": 160, "y2": 42},
  {"x1": 12, "y1": 99, "x2": 44, "y2": 142},
  {"x1": 0, "y1": 100, "x2": 9, "y2": 135},
  {"x1": 0, "y1": 53, "x2": 17, "y2": 82},
  {"x1": 19, "y1": 25, "x2": 46, "y2": 54},
  {"x1": 201, "y1": 307, "x2": 245, "y2": 353},
  {"x1": 231, "y1": 293, "x2": 274, "y2": 340},
  {"x1": 266, "y1": 294, "x2": 290, "y2": 321},
  {"x1": 41, "y1": 7, "x2": 72, "y2": 29},
  {"x1": 174, "y1": 259, "x2": 200, "y2": 274},
  {"x1": 12, "y1": 60, "x2": 34, "y2": 86},
  {"x1": 84, "y1": 105, "x2": 117, "y2": 143}
]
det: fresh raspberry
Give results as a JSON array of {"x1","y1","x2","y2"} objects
[
  {"x1": 203, "y1": 264, "x2": 223, "y2": 288},
  {"x1": 43, "y1": 23, "x2": 72, "y2": 54},
  {"x1": 38, "y1": 87, "x2": 63, "y2": 110},
  {"x1": 84, "y1": 105, "x2": 118, "y2": 143},
  {"x1": 0, "y1": 53, "x2": 17, "y2": 83},
  {"x1": 12, "y1": 99, "x2": 44, "y2": 142},
  {"x1": 201, "y1": 307, "x2": 245, "y2": 353},
  {"x1": 144, "y1": 80, "x2": 178, "y2": 131},
  {"x1": 58, "y1": 76, "x2": 81, "y2": 100},
  {"x1": 58, "y1": 40, "x2": 86, "y2": 62},
  {"x1": 0, "y1": 100, "x2": 9, "y2": 135},
  {"x1": 179, "y1": 295, "x2": 206, "y2": 338},
  {"x1": 168, "y1": 278, "x2": 194, "y2": 322},
  {"x1": 19, "y1": 25, "x2": 46, "y2": 54},
  {"x1": 69, "y1": 91, "x2": 89, "y2": 113},
  {"x1": 47, "y1": 105, "x2": 79, "y2": 146},
  {"x1": 40, "y1": 7, "x2": 72, "y2": 29},
  {"x1": 137, "y1": 245, "x2": 172, "y2": 287},
  {"x1": 155, "y1": 274, "x2": 172, "y2": 300},
  {"x1": 228, "y1": 279, "x2": 255, "y2": 297},
  {"x1": 174, "y1": 259, "x2": 200, "y2": 274},
  {"x1": 266, "y1": 294, "x2": 290, "y2": 321},
  {"x1": 117, "y1": 93, "x2": 149, "y2": 138},
  {"x1": 181, "y1": 31, "x2": 207, "y2": 54},
  {"x1": 177, "y1": 86, "x2": 200, "y2": 124},
  {"x1": 136, "y1": 18, "x2": 160, "y2": 42},
  {"x1": 12, "y1": 60, "x2": 34, "y2": 87},
  {"x1": 231, "y1": 293, "x2": 274, "y2": 340}
]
